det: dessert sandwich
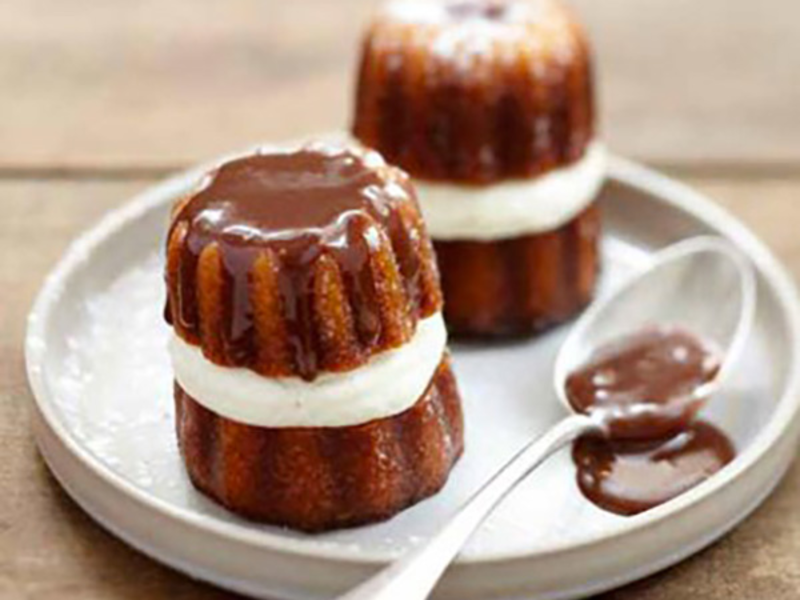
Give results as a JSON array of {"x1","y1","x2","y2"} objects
[
  {"x1": 164, "y1": 143, "x2": 464, "y2": 531},
  {"x1": 353, "y1": 0, "x2": 605, "y2": 336}
]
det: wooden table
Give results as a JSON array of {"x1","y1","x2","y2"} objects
[{"x1": 2, "y1": 1, "x2": 799, "y2": 598}]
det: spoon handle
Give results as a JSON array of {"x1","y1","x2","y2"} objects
[{"x1": 337, "y1": 414, "x2": 599, "y2": 600}]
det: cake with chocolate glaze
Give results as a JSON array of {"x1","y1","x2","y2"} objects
[
  {"x1": 164, "y1": 144, "x2": 464, "y2": 531},
  {"x1": 353, "y1": 0, "x2": 604, "y2": 336}
]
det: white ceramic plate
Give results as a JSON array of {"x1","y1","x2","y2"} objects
[{"x1": 26, "y1": 155, "x2": 800, "y2": 600}]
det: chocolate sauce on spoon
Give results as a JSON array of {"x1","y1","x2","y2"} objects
[
  {"x1": 330, "y1": 240, "x2": 753, "y2": 600},
  {"x1": 565, "y1": 326, "x2": 735, "y2": 516}
]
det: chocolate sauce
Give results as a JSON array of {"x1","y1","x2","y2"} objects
[
  {"x1": 566, "y1": 326, "x2": 735, "y2": 516},
  {"x1": 166, "y1": 147, "x2": 422, "y2": 380},
  {"x1": 573, "y1": 422, "x2": 735, "y2": 516}
]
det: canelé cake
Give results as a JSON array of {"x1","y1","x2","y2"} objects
[
  {"x1": 164, "y1": 144, "x2": 464, "y2": 531},
  {"x1": 353, "y1": 0, "x2": 604, "y2": 336}
]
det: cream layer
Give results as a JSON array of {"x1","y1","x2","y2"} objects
[{"x1": 169, "y1": 313, "x2": 447, "y2": 428}]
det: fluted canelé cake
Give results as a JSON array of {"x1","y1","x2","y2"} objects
[
  {"x1": 436, "y1": 204, "x2": 599, "y2": 336},
  {"x1": 353, "y1": 0, "x2": 595, "y2": 184},
  {"x1": 352, "y1": 0, "x2": 604, "y2": 337},
  {"x1": 164, "y1": 144, "x2": 463, "y2": 531}
]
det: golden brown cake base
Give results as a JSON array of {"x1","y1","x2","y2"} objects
[
  {"x1": 435, "y1": 204, "x2": 600, "y2": 337},
  {"x1": 175, "y1": 357, "x2": 464, "y2": 532}
]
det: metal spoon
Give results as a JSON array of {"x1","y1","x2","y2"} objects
[{"x1": 337, "y1": 236, "x2": 756, "y2": 600}]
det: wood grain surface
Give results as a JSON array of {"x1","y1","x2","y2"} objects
[
  {"x1": 2, "y1": 0, "x2": 800, "y2": 598},
  {"x1": 1, "y1": 0, "x2": 798, "y2": 171}
]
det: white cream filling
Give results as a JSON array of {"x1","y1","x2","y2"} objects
[
  {"x1": 169, "y1": 313, "x2": 447, "y2": 428},
  {"x1": 415, "y1": 143, "x2": 606, "y2": 241}
]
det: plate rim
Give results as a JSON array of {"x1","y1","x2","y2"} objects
[{"x1": 25, "y1": 152, "x2": 800, "y2": 568}]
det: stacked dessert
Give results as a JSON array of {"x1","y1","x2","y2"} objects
[
  {"x1": 164, "y1": 144, "x2": 464, "y2": 531},
  {"x1": 353, "y1": 0, "x2": 605, "y2": 336}
]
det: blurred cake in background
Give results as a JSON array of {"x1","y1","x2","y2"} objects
[
  {"x1": 353, "y1": 0, "x2": 605, "y2": 336},
  {"x1": 164, "y1": 143, "x2": 463, "y2": 531}
]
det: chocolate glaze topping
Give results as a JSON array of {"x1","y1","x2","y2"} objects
[
  {"x1": 566, "y1": 326, "x2": 735, "y2": 515},
  {"x1": 165, "y1": 147, "x2": 428, "y2": 380},
  {"x1": 186, "y1": 150, "x2": 390, "y2": 232}
]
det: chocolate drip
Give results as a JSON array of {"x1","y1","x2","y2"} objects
[
  {"x1": 386, "y1": 207, "x2": 423, "y2": 314},
  {"x1": 176, "y1": 228, "x2": 200, "y2": 338},
  {"x1": 165, "y1": 148, "x2": 420, "y2": 380},
  {"x1": 270, "y1": 235, "x2": 324, "y2": 380}
]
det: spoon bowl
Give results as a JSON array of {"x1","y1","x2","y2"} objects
[{"x1": 555, "y1": 236, "x2": 757, "y2": 422}]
